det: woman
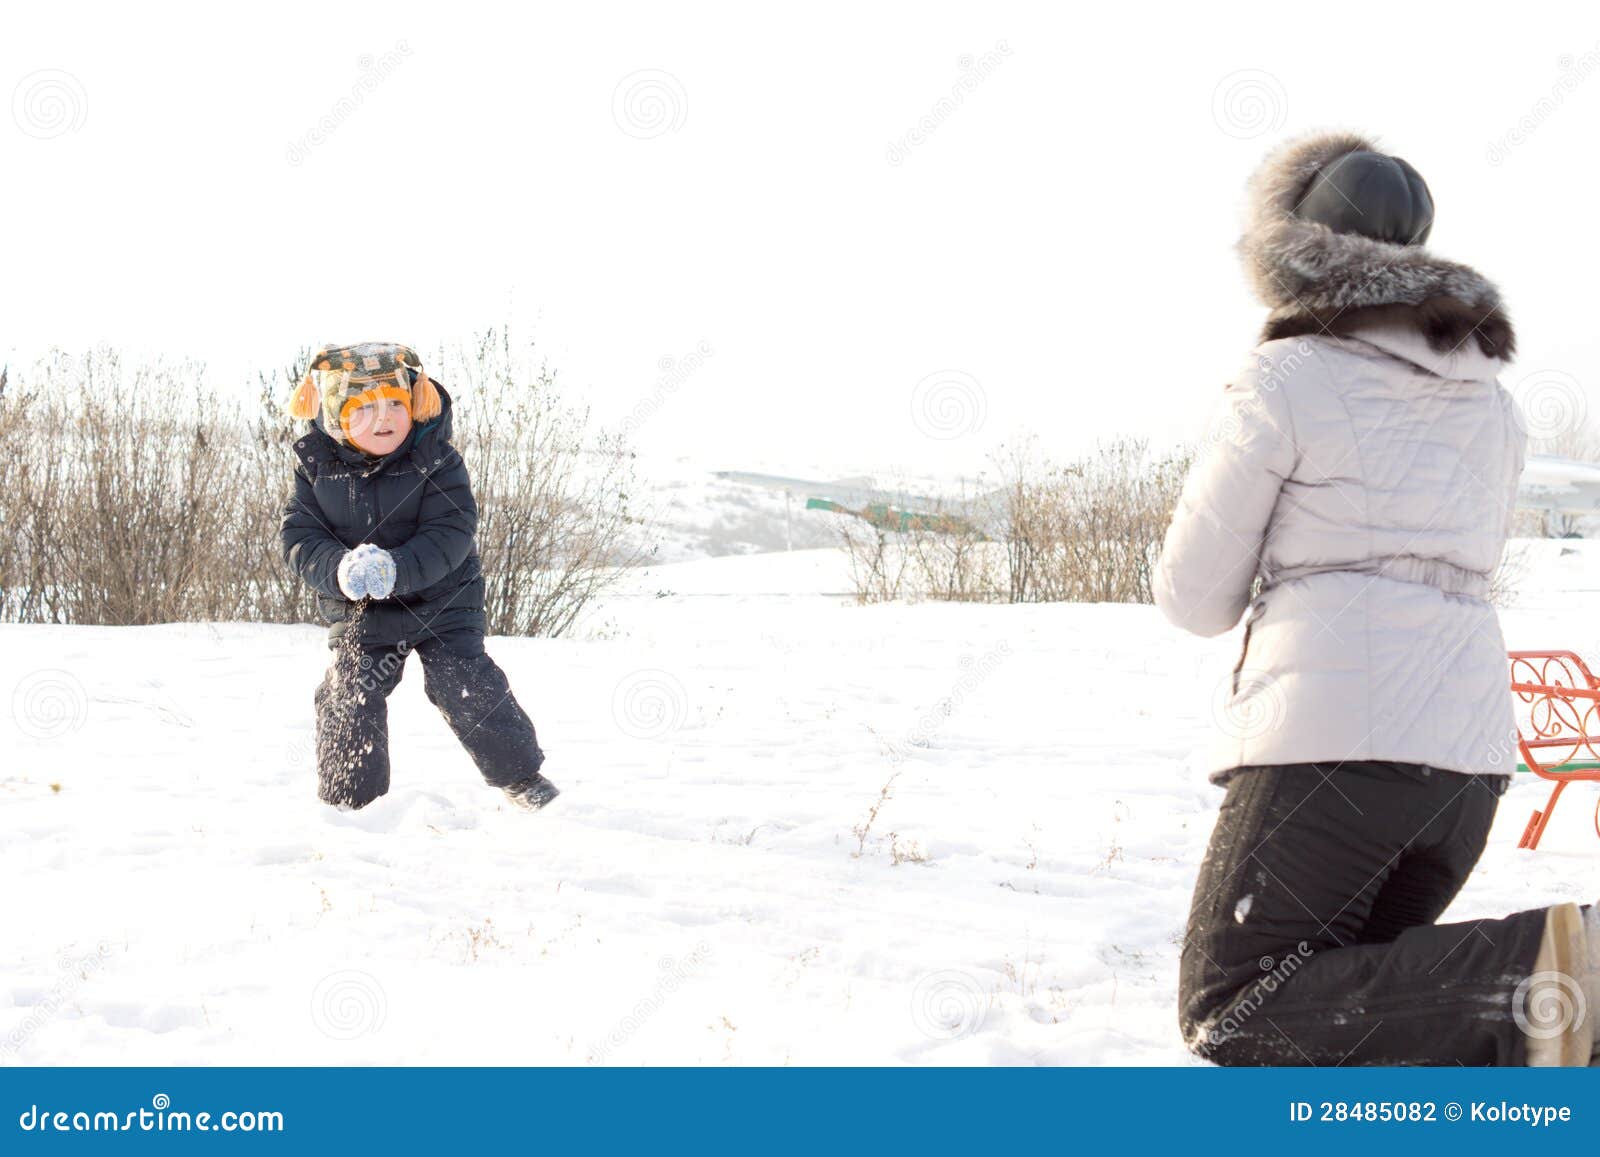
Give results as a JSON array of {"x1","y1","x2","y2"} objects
[{"x1": 1158, "y1": 131, "x2": 1595, "y2": 1066}]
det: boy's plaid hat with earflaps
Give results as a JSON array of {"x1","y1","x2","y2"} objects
[{"x1": 287, "y1": 342, "x2": 441, "y2": 441}]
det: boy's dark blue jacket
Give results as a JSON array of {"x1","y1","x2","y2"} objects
[{"x1": 280, "y1": 384, "x2": 486, "y2": 648}]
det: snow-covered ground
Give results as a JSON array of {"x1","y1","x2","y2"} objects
[{"x1": 3, "y1": 540, "x2": 1598, "y2": 1065}]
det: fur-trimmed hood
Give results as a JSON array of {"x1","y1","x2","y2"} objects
[{"x1": 1239, "y1": 131, "x2": 1515, "y2": 361}]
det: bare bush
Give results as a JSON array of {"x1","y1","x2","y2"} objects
[
  {"x1": 1519, "y1": 421, "x2": 1600, "y2": 539},
  {"x1": 835, "y1": 518, "x2": 910, "y2": 605},
  {"x1": 999, "y1": 438, "x2": 1191, "y2": 605},
  {"x1": 1490, "y1": 542, "x2": 1529, "y2": 609},
  {"x1": 444, "y1": 329, "x2": 649, "y2": 637},
  {"x1": 1530, "y1": 421, "x2": 1600, "y2": 463},
  {"x1": 0, "y1": 349, "x2": 262, "y2": 624},
  {"x1": 831, "y1": 478, "x2": 1003, "y2": 606},
  {"x1": 242, "y1": 360, "x2": 324, "y2": 624},
  {"x1": 901, "y1": 479, "x2": 1005, "y2": 603},
  {"x1": 832, "y1": 440, "x2": 1189, "y2": 606}
]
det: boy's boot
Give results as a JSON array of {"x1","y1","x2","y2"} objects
[{"x1": 504, "y1": 774, "x2": 560, "y2": 812}]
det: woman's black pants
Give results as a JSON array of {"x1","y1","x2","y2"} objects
[{"x1": 1180, "y1": 761, "x2": 1551, "y2": 1065}]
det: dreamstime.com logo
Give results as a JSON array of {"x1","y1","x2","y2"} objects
[
  {"x1": 1211, "y1": 69, "x2": 1287, "y2": 140},
  {"x1": 885, "y1": 641, "x2": 1011, "y2": 766},
  {"x1": 11, "y1": 69, "x2": 87, "y2": 139},
  {"x1": 285, "y1": 41, "x2": 413, "y2": 166},
  {"x1": 589, "y1": 942, "x2": 713, "y2": 1063},
  {"x1": 3, "y1": 942, "x2": 114, "y2": 1058},
  {"x1": 1512, "y1": 969, "x2": 1589, "y2": 1043},
  {"x1": 1510, "y1": 368, "x2": 1588, "y2": 444},
  {"x1": 1211, "y1": 668, "x2": 1286, "y2": 742},
  {"x1": 310, "y1": 970, "x2": 388, "y2": 1040},
  {"x1": 613, "y1": 70, "x2": 687, "y2": 139},
  {"x1": 885, "y1": 42, "x2": 1012, "y2": 165},
  {"x1": 612, "y1": 669, "x2": 691, "y2": 741},
  {"x1": 1487, "y1": 44, "x2": 1600, "y2": 166},
  {"x1": 910, "y1": 969, "x2": 990, "y2": 1040},
  {"x1": 910, "y1": 370, "x2": 986, "y2": 441},
  {"x1": 1199, "y1": 341, "x2": 1312, "y2": 455},
  {"x1": 17, "y1": 1094, "x2": 283, "y2": 1134},
  {"x1": 619, "y1": 340, "x2": 715, "y2": 436},
  {"x1": 1197, "y1": 941, "x2": 1316, "y2": 1053},
  {"x1": 11, "y1": 669, "x2": 89, "y2": 741}
]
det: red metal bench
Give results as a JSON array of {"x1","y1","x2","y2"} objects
[{"x1": 1508, "y1": 650, "x2": 1600, "y2": 850}]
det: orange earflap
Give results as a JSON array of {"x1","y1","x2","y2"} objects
[
  {"x1": 411, "y1": 370, "x2": 441, "y2": 422},
  {"x1": 288, "y1": 373, "x2": 320, "y2": 419}
]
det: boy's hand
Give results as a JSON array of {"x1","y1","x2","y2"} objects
[
  {"x1": 337, "y1": 544, "x2": 397, "y2": 602},
  {"x1": 360, "y1": 546, "x2": 397, "y2": 599},
  {"x1": 336, "y1": 549, "x2": 370, "y2": 600}
]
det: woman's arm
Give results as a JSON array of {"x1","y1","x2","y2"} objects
[
  {"x1": 389, "y1": 448, "x2": 478, "y2": 597},
  {"x1": 280, "y1": 464, "x2": 348, "y2": 599},
  {"x1": 1154, "y1": 354, "x2": 1297, "y2": 637}
]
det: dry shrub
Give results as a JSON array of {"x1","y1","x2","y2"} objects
[
  {"x1": 834, "y1": 439, "x2": 1189, "y2": 606},
  {"x1": 0, "y1": 348, "x2": 285, "y2": 625},
  {"x1": 901, "y1": 478, "x2": 1005, "y2": 603},
  {"x1": 1530, "y1": 420, "x2": 1600, "y2": 463},
  {"x1": 999, "y1": 438, "x2": 1191, "y2": 605},
  {"x1": 831, "y1": 476, "x2": 1005, "y2": 606},
  {"x1": 1519, "y1": 420, "x2": 1600, "y2": 539},
  {"x1": 835, "y1": 519, "x2": 910, "y2": 605},
  {"x1": 444, "y1": 329, "x2": 648, "y2": 637},
  {"x1": 1489, "y1": 542, "x2": 1528, "y2": 609}
]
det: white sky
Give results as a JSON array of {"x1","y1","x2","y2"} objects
[{"x1": 6, "y1": 2, "x2": 1600, "y2": 477}]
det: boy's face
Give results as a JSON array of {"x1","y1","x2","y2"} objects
[{"x1": 345, "y1": 395, "x2": 412, "y2": 456}]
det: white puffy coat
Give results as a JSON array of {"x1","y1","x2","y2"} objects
[{"x1": 1157, "y1": 131, "x2": 1525, "y2": 778}]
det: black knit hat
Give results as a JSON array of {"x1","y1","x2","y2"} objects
[{"x1": 1293, "y1": 150, "x2": 1434, "y2": 247}]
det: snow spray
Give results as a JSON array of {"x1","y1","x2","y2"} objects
[{"x1": 316, "y1": 600, "x2": 408, "y2": 807}]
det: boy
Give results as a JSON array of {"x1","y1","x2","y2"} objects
[{"x1": 280, "y1": 342, "x2": 559, "y2": 812}]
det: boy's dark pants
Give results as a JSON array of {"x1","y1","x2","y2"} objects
[
  {"x1": 1180, "y1": 761, "x2": 1550, "y2": 1066},
  {"x1": 314, "y1": 630, "x2": 545, "y2": 808}
]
